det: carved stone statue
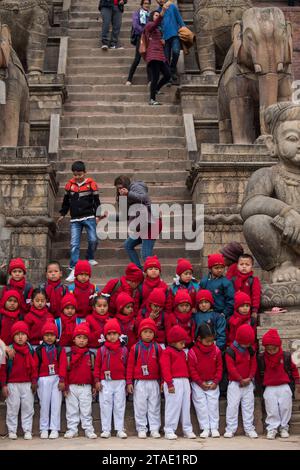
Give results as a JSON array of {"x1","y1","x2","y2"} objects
[
  {"x1": 218, "y1": 7, "x2": 293, "y2": 144},
  {"x1": 241, "y1": 102, "x2": 300, "y2": 283},
  {"x1": 0, "y1": 23, "x2": 30, "y2": 146},
  {"x1": 193, "y1": 0, "x2": 252, "y2": 76},
  {"x1": 0, "y1": 0, "x2": 49, "y2": 75}
]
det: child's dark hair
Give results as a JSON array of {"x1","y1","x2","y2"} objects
[
  {"x1": 93, "y1": 294, "x2": 109, "y2": 307},
  {"x1": 71, "y1": 161, "x2": 86, "y2": 173},
  {"x1": 46, "y1": 260, "x2": 62, "y2": 271},
  {"x1": 114, "y1": 175, "x2": 131, "y2": 189},
  {"x1": 149, "y1": 10, "x2": 160, "y2": 22},
  {"x1": 195, "y1": 322, "x2": 215, "y2": 340},
  {"x1": 238, "y1": 253, "x2": 254, "y2": 263},
  {"x1": 31, "y1": 287, "x2": 47, "y2": 301},
  {"x1": 141, "y1": 0, "x2": 151, "y2": 5}
]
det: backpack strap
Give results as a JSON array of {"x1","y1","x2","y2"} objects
[
  {"x1": 68, "y1": 283, "x2": 75, "y2": 294},
  {"x1": 110, "y1": 279, "x2": 122, "y2": 297},
  {"x1": 134, "y1": 341, "x2": 159, "y2": 365},
  {"x1": 141, "y1": 306, "x2": 147, "y2": 319},
  {"x1": 76, "y1": 317, "x2": 86, "y2": 325},
  {"x1": 88, "y1": 350, "x2": 95, "y2": 371},
  {"x1": 35, "y1": 344, "x2": 43, "y2": 373},
  {"x1": 225, "y1": 347, "x2": 236, "y2": 361},
  {"x1": 55, "y1": 318, "x2": 62, "y2": 340},
  {"x1": 23, "y1": 282, "x2": 32, "y2": 300}
]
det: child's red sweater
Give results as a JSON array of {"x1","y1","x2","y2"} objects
[
  {"x1": 101, "y1": 276, "x2": 141, "y2": 315},
  {"x1": 1, "y1": 280, "x2": 33, "y2": 315},
  {"x1": 0, "y1": 343, "x2": 38, "y2": 385},
  {"x1": 165, "y1": 310, "x2": 195, "y2": 345},
  {"x1": 141, "y1": 277, "x2": 170, "y2": 309},
  {"x1": 228, "y1": 311, "x2": 256, "y2": 346},
  {"x1": 225, "y1": 343, "x2": 257, "y2": 382},
  {"x1": 42, "y1": 280, "x2": 68, "y2": 318},
  {"x1": 86, "y1": 311, "x2": 110, "y2": 348},
  {"x1": 66, "y1": 346, "x2": 94, "y2": 387},
  {"x1": 94, "y1": 341, "x2": 127, "y2": 381},
  {"x1": 115, "y1": 312, "x2": 137, "y2": 350},
  {"x1": 69, "y1": 280, "x2": 97, "y2": 318},
  {"x1": 232, "y1": 272, "x2": 261, "y2": 314},
  {"x1": 56, "y1": 313, "x2": 79, "y2": 347},
  {"x1": 0, "y1": 307, "x2": 21, "y2": 345},
  {"x1": 160, "y1": 346, "x2": 189, "y2": 388},
  {"x1": 136, "y1": 308, "x2": 166, "y2": 344},
  {"x1": 34, "y1": 344, "x2": 67, "y2": 382},
  {"x1": 126, "y1": 340, "x2": 162, "y2": 384},
  {"x1": 261, "y1": 351, "x2": 300, "y2": 387},
  {"x1": 188, "y1": 342, "x2": 223, "y2": 385},
  {"x1": 24, "y1": 306, "x2": 52, "y2": 345}
]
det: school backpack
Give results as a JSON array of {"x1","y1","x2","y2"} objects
[
  {"x1": 139, "y1": 31, "x2": 148, "y2": 59},
  {"x1": 134, "y1": 340, "x2": 159, "y2": 365},
  {"x1": 257, "y1": 351, "x2": 296, "y2": 397},
  {"x1": 130, "y1": 26, "x2": 139, "y2": 46},
  {"x1": 66, "y1": 349, "x2": 95, "y2": 371},
  {"x1": 6, "y1": 342, "x2": 35, "y2": 379},
  {"x1": 54, "y1": 316, "x2": 86, "y2": 341}
]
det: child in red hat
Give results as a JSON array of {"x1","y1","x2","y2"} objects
[
  {"x1": 199, "y1": 253, "x2": 234, "y2": 319},
  {"x1": 224, "y1": 324, "x2": 257, "y2": 439},
  {"x1": 115, "y1": 292, "x2": 137, "y2": 350},
  {"x1": 24, "y1": 288, "x2": 52, "y2": 348},
  {"x1": 68, "y1": 260, "x2": 98, "y2": 318},
  {"x1": 34, "y1": 321, "x2": 67, "y2": 439},
  {"x1": 94, "y1": 318, "x2": 128, "y2": 439},
  {"x1": 1, "y1": 258, "x2": 33, "y2": 316},
  {"x1": 64, "y1": 322, "x2": 97, "y2": 439},
  {"x1": 188, "y1": 323, "x2": 223, "y2": 438},
  {"x1": 0, "y1": 289, "x2": 22, "y2": 345},
  {"x1": 193, "y1": 289, "x2": 226, "y2": 352},
  {"x1": 168, "y1": 258, "x2": 199, "y2": 313},
  {"x1": 136, "y1": 288, "x2": 167, "y2": 347},
  {"x1": 259, "y1": 329, "x2": 300, "y2": 439},
  {"x1": 0, "y1": 321, "x2": 37, "y2": 440},
  {"x1": 101, "y1": 262, "x2": 144, "y2": 316},
  {"x1": 141, "y1": 256, "x2": 170, "y2": 309},
  {"x1": 39, "y1": 261, "x2": 68, "y2": 318},
  {"x1": 166, "y1": 290, "x2": 195, "y2": 347},
  {"x1": 86, "y1": 294, "x2": 111, "y2": 352},
  {"x1": 228, "y1": 292, "x2": 256, "y2": 347},
  {"x1": 232, "y1": 254, "x2": 261, "y2": 318},
  {"x1": 55, "y1": 293, "x2": 85, "y2": 349},
  {"x1": 127, "y1": 318, "x2": 162, "y2": 439},
  {"x1": 160, "y1": 325, "x2": 196, "y2": 440}
]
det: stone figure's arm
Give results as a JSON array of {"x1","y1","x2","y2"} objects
[{"x1": 241, "y1": 168, "x2": 287, "y2": 221}]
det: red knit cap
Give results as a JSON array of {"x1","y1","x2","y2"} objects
[
  {"x1": 167, "y1": 325, "x2": 189, "y2": 344},
  {"x1": 262, "y1": 329, "x2": 282, "y2": 347},
  {"x1": 208, "y1": 253, "x2": 225, "y2": 269},
  {"x1": 138, "y1": 318, "x2": 157, "y2": 337},
  {"x1": 125, "y1": 263, "x2": 144, "y2": 283},
  {"x1": 8, "y1": 258, "x2": 26, "y2": 274},
  {"x1": 116, "y1": 292, "x2": 134, "y2": 313},
  {"x1": 173, "y1": 289, "x2": 192, "y2": 308},
  {"x1": 11, "y1": 321, "x2": 29, "y2": 338},
  {"x1": 42, "y1": 320, "x2": 58, "y2": 337},
  {"x1": 73, "y1": 322, "x2": 90, "y2": 339},
  {"x1": 104, "y1": 318, "x2": 121, "y2": 336},
  {"x1": 1, "y1": 289, "x2": 21, "y2": 306},
  {"x1": 196, "y1": 289, "x2": 214, "y2": 306},
  {"x1": 176, "y1": 258, "x2": 193, "y2": 276},
  {"x1": 147, "y1": 288, "x2": 166, "y2": 307},
  {"x1": 234, "y1": 292, "x2": 251, "y2": 310},
  {"x1": 74, "y1": 260, "x2": 91, "y2": 277},
  {"x1": 236, "y1": 324, "x2": 255, "y2": 346},
  {"x1": 61, "y1": 293, "x2": 78, "y2": 311},
  {"x1": 143, "y1": 255, "x2": 161, "y2": 272}
]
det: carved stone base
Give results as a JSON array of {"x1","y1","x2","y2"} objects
[{"x1": 261, "y1": 281, "x2": 300, "y2": 310}]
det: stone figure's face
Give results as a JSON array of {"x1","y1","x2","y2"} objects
[{"x1": 276, "y1": 121, "x2": 300, "y2": 166}]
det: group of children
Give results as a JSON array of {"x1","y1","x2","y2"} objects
[{"x1": 0, "y1": 244, "x2": 299, "y2": 441}]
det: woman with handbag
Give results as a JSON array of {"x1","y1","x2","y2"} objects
[
  {"x1": 126, "y1": 0, "x2": 151, "y2": 86},
  {"x1": 144, "y1": 4, "x2": 171, "y2": 105}
]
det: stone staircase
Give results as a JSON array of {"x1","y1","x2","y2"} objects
[{"x1": 51, "y1": 0, "x2": 200, "y2": 286}]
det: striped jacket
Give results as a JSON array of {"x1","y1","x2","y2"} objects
[{"x1": 59, "y1": 177, "x2": 100, "y2": 220}]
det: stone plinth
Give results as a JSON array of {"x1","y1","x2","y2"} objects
[
  {"x1": 187, "y1": 144, "x2": 274, "y2": 274},
  {"x1": 0, "y1": 147, "x2": 58, "y2": 283}
]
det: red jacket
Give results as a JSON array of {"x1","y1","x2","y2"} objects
[
  {"x1": 126, "y1": 340, "x2": 162, "y2": 383},
  {"x1": 66, "y1": 346, "x2": 94, "y2": 387},
  {"x1": 24, "y1": 307, "x2": 52, "y2": 345},
  {"x1": 1, "y1": 281, "x2": 33, "y2": 316},
  {"x1": 101, "y1": 276, "x2": 141, "y2": 316},
  {"x1": 228, "y1": 312, "x2": 257, "y2": 346},
  {"x1": 165, "y1": 310, "x2": 195, "y2": 345},
  {"x1": 86, "y1": 311, "x2": 111, "y2": 348},
  {"x1": 226, "y1": 263, "x2": 239, "y2": 280},
  {"x1": 261, "y1": 351, "x2": 300, "y2": 387},
  {"x1": 141, "y1": 278, "x2": 169, "y2": 309},
  {"x1": 33, "y1": 345, "x2": 67, "y2": 382},
  {"x1": 136, "y1": 308, "x2": 166, "y2": 344},
  {"x1": 56, "y1": 313, "x2": 79, "y2": 347},
  {"x1": 68, "y1": 281, "x2": 97, "y2": 318},
  {"x1": 160, "y1": 346, "x2": 189, "y2": 387},
  {"x1": 145, "y1": 15, "x2": 167, "y2": 63},
  {"x1": 115, "y1": 313, "x2": 137, "y2": 350},
  {"x1": 42, "y1": 280, "x2": 68, "y2": 318},
  {"x1": 225, "y1": 343, "x2": 257, "y2": 382},
  {"x1": 232, "y1": 272, "x2": 261, "y2": 314},
  {"x1": 0, "y1": 308, "x2": 21, "y2": 345},
  {"x1": 188, "y1": 342, "x2": 223, "y2": 385},
  {"x1": 0, "y1": 343, "x2": 38, "y2": 385},
  {"x1": 94, "y1": 341, "x2": 128, "y2": 381}
]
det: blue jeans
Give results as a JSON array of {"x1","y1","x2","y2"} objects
[
  {"x1": 164, "y1": 36, "x2": 181, "y2": 76},
  {"x1": 70, "y1": 218, "x2": 98, "y2": 268},
  {"x1": 124, "y1": 237, "x2": 156, "y2": 270}
]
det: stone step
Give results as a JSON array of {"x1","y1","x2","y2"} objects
[
  {"x1": 0, "y1": 399, "x2": 264, "y2": 437},
  {"x1": 61, "y1": 114, "x2": 183, "y2": 127},
  {"x1": 55, "y1": 159, "x2": 189, "y2": 172},
  {"x1": 56, "y1": 183, "x2": 190, "y2": 198},
  {"x1": 63, "y1": 102, "x2": 181, "y2": 114},
  {"x1": 69, "y1": 38, "x2": 133, "y2": 48},
  {"x1": 67, "y1": 75, "x2": 148, "y2": 85},
  {"x1": 56, "y1": 168, "x2": 187, "y2": 183},
  {"x1": 66, "y1": 85, "x2": 177, "y2": 96},
  {"x1": 60, "y1": 125, "x2": 185, "y2": 139},
  {"x1": 60, "y1": 136, "x2": 186, "y2": 149},
  {"x1": 68, "y1": 18, "x2": 141, "y2": 29},
  {"x1": 68, "y1": 56, "x2": 146, "y2": 66},
  {"x1": 68, "y1": 47, "x2": 139, "y2": 58},
  {"x1": 66, "y1": 92, "x2": 178, "y2": 104},
  {"x1": 67, "y1": 64, "x2": 147, "y2": 75},
  {"x1": 58, "y1": 148, "x2": 187, "y2": 161},
  {"x1": 68, "y1": 28, "x2": 142, "y2": 39}
]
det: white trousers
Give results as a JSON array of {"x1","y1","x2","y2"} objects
[
  {"x1": 191, "y1": 382, "x2": 220, "y2": 431},
  {"x1": 6, "y1": 383, "x2": 34, "y2": 434},
  {"x1": 225, "y1": 381, "x2": 255, "y2": 434},
  {"x1": 163, "y1": 378, "x2": 193, "y2": 435},
  {"x1": 65, "y1": 384, "x2": 94, "y2": 434},
  {"x1": 99, "y1": 379, "x2": 126, "y2": 433},
  {"x1": 263, "y1": 384, "x2": 293, "y2": 432},
  {"x1": 133, "y1": 379, "x2": 161, "y2": 432},
  {"x1": 37, "y1": 375, "x2": 62, "y2": 432}
]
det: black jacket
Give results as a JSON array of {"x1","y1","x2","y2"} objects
[{"x1": 99, "y1": 0, "x2": 127, "y2": 13}]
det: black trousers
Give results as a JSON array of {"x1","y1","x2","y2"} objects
[
  {"x1": 127, "y1": 37, "x2": 151, "y2": 82},
  {"x1": 148, "y1": 60, "x2": 171, "y2": 100}
]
